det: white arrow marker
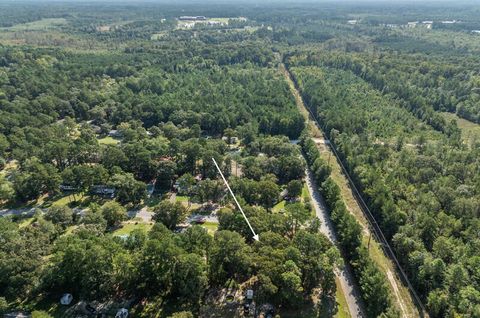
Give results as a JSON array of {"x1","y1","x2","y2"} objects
[{"x1": 212, "y1": 157, "x2": 259, "y2": 241}]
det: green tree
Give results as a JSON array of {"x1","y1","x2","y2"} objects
[
  {"x1": 209, "y1": 230, "x2": 252, "y2": 285},
  {"x1": 100, "y1": 201, "x2": 127, "y2": 227},
  {"x1": 44, "y1": 234, "x2": 124, "y2": 300},
  {"x1": 179, "y1": 226, "x2": 212, "y2": 257},
  {"x1": 285, "y1": 203, "x2": 311, "y2": 235},
  {"x1": 0, "y1": 134, "x2": 9, "y2": 157},
  {"x1": 109, "y1": 172, "x2": 147, "y2": 205},
  {"x1": 153, "y1": 200, "x2": 188, "y2": 230},
  {"x1": 171, "y1": 253, "x2": 208, "y2": 304},
  {"x1": 13, "y1": 158, "x2": 61, "y2": 201},
  {"x1": 258, "y1": 179, "x2": 280, "y2": 208},
  {"x1": 82, "y1": 204, "x2": 107, "y2": 232},
  {"x1": 0, "y1": 176, "x2": 14, "y2": 202},
  {"x1": 0, "y1": 297, "x2": 8, "y2": 314},
  {"x1": 195, "y1": 179, "x2": 224, "y2": 203},
  {"x1": 176, "y1": 173, "x2": 195, "y2": 196},
  {"x1": 156, "y1": 160, "x2": 177, "y2": 191},
  {"x1": 286, "y1": 180, "x2": 303, "y2": 198},
  {"x1": 279, "y1": 260, "x2": 304, "y2": 308},
  {"x1": 44, "y1": 205, "x2": 74, "y2": 230},
  {"x1": 136, "y1": 238, "x2": 180, "y2": 297}
]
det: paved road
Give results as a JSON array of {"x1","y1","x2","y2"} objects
[
  {"x1": 128, "y1": 206, "x2": 154, "y2": 222},
  {"x1": 305, "y1": 166, "x2": 364, "y2": 318},
  {"x1": 0, "y1": 207, "x2": 40, "y2": 217}
]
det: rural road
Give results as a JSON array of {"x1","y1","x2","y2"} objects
[
  {"x1": 305, "y1": 166, "x2": 364, "y2": 318},
  {"x1": 0, "y1": 207, "x2": 40, "y2": 217},
  {"x1": 281, "y1": 61, "x2": 420, "y2": 318}
]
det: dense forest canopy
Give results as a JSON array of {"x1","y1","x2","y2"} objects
[{"x1": 1, "y1": 1, "x2": 480, "y2": 317}]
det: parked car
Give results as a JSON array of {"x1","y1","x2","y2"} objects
[
  {"x1": 115, "y1": 308, "x2": 128, "y2": 318},
  {"x1": 60, "y1": 293, "x2": 73, "y2": 305},
  {"x1": 191, "y1": 216, "x2": 206, "y2": 224}
]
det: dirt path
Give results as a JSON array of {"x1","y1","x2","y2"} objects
[{"x1": 280, "y1": 62, "x2": 421, "y2": 318}]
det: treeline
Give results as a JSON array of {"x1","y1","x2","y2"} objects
[
  {"x1": 301, "y1": 137, "x2": 397, "y2": 318},
  {"x1": 291, "y1": 64, "x2": 480, "y2": 317},
  {"x1": 292, "y1": 50, "x2": 480, "y2": 126},
  {"x1": 0, "y1": 46, "x2": 301, "y2": 137}
]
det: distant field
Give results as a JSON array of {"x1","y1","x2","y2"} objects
[
  {"x1": 441, "y1": 112, "x2": 480, "y2": 144},
  {"x1": 1, "y1": 18, "x2": 67, "y2": 31}
]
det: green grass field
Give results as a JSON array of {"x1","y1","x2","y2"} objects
[
  {"x1": 272, "y1": 200, "x2": 286, "y2": 213},
  {"x1": 18, "y1": 217, "x2": 35, "y2": 228},
  {"x1": 176, "y1": 196, "x2": 190, "y2": 202},
  {"x1": 44, "y1": 192, "x2": 91, "y2": 208},
  {"x1": 334, "y1": 277, "x2": 351, "y2": 318},
  {"x1": 2, "y1": 18, "x2": 67, "y2": 31},
  {"x1": 113, "y1": 222, "x2": 153, "y2": 236},
  {"x1": 201, "y1": 221, "x2": 218, "y2": 235},
  {"x1": 98, "y1": 136, "x2": 121, "y2": 145},
  {"x1": 302, "y1": 183, "x2": 310, "y2": 201},
  {"x1": 441, "y1": 112, "x2": 480, "y2": 144}
]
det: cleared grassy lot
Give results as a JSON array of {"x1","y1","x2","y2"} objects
[
  {"x1": 272, "y1": 200, "x2": 286, "y2": 213},
  {"x1": 98, "y1": 136, "x2": 121, "y2": 145},
  {"x1": 441, "y1": 112, "x2": 480, "y2": 144},
  {"x1": 113, "y1": 222, "x2": 153, "y2": 236},
  {"x1": 201, "y1": 221, "x2": 218, "y2": 236}
]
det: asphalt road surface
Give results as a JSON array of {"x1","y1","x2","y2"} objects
[{"x1": 305, "y1": 166, "x2": 364, "y2": 318}]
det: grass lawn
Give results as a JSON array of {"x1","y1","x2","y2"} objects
[
  {"x1": 44, "y1": 192, "x2": 91, "y2": 208},
  {"x1": 301, "y1": 183, "x2": 310, "y2": 201},
  {"x1": 50, "y1": 195, "x2": 74, "y2": 207},
  {"x1": 272, "y1": 200, "x2": 286, "y2": 213},
  {"x1": 113, "y1": 222, "x2": 153, "y2": 236},
  {"x1": 334, "y1": 277, "x2": 351, "y2": 318},
  {"x1": 18, "y1": 217, "x2": 34, "y2": 228},
  {"x1": 201, "y1": 221, "x2": 218, "y2": 236},
  {"x1": 98, "y1": 136, "x2": 120, "y2": 145},
  {"x1": 176, "y1": 195, "x2": 190, "y2": 202},
  {"x1": 441, "y1": 112, "x2": 480, "y2": 144}
]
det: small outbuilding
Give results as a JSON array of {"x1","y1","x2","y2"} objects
[{"x1": 246, "y1": 289, "x2": 254, "y2": 301}]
